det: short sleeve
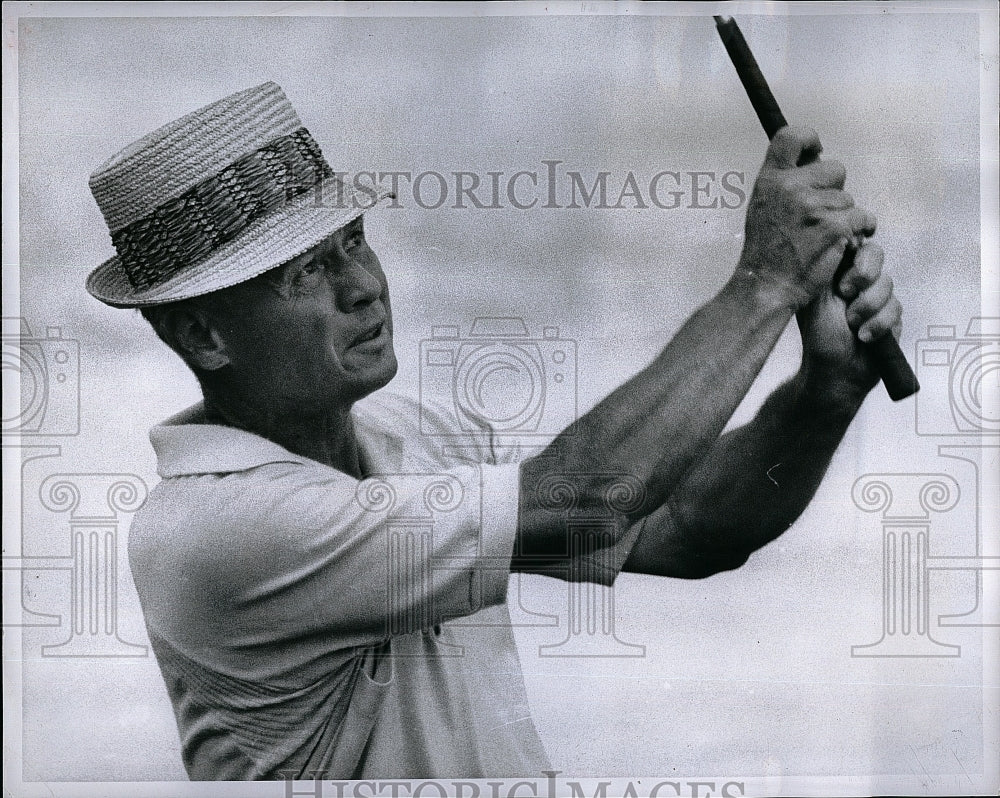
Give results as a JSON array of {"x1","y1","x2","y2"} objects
[
  {"x1": 130, "y1": 460, "x2": 522, "y2": 670},
  {"x1": 403, "y1": 398, "x2": 638, "y2": 586},
  {"x1": 523, "y1": 514, "x2": 645, "y2": 587}
]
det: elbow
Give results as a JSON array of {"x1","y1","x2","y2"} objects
[
  {"x1": 631, "y1": 540, "x2": 752, "y2": 580},
  {"x1": 668, "y1": 499, "x2": 754, "y2": 578},
  {"x1": 674, "y1": 546, "x2": 752, "y2": 579}
]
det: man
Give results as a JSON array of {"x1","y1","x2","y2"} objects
[{"x1": 86, "y1": 82, "x2": 901, "y2": 780}]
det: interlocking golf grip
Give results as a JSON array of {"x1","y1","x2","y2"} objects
[{"x1": 714, "y1": 16, "x2": 919, "y2": 401}]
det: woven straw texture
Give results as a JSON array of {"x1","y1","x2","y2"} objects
[
  {"x1": 90, "y1": 82, "x2": 301, "y2": 232},
  {"x1": 86, "y1": 82, "x2": 389, "y2": 308},
  {"x1": 87, "y1": 175, "x2": 390, "y2": 307}
]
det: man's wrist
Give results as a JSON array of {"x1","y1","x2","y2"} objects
[
  {"x1": 797, "y1": 359, "x2": 871, "y2": 419},
  {"x1": 723, "y1": 265, "x2": 803, "y2": 319}
]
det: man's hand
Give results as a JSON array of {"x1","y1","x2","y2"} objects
[
  {"x1": 738, "y1": 126, "x2": 877, "y2": 309},
  {"x1": 797, "y1": 237, "x2": 903, "y2": 396},
  {"x1": 515, "y1": 126, "x2": 892, "y2": 579}
]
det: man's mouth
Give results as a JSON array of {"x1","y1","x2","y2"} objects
[{"x1": 350, "y1": 320, "x2": 385, "y2": 348}]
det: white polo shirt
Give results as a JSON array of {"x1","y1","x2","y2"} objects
[{"x1": 129, "y1": 391, "x2": 636, "y2": 780}]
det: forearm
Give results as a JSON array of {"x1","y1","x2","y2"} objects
[
  {"x1": 515, "y1": 127, "x2": 882, "y2": 570},
  {"x1": 624, "y1": 364, "x2": 867, "y2": 577},
  {"x1": 517, "y1": 269, "x2": 797, "y2": 561}
]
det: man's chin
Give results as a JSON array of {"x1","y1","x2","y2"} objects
[
  {"x1": 346, "y1": 350, "x2": 398, "y2": 402},
  {"x1": 371, "y1": 353, "x2": 399, "y2": 392}
]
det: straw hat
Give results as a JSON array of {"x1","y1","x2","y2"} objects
[{"x1": 86, "y1": 82, "x2": 389, "y2": 308}]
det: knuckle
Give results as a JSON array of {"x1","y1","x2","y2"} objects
[
  {"x1": 858, "y1": 291, "x2": 877, "y2": 312},
  {"x1": 780, "y1": 125, "x2": 809, "y2": 143},
  {"x1": 779, "y1": 125, "x2": 822, "y2": 155},
  {"x1": 860, "y1": 255, "x2": 881, "y2": 278},
  {"x1": 829, "y1": 218, "x2": 853, "y2": 241},
  {"x1": 773, "y1": 126, "x2": 794, "y2": 143},
  {"x1": 801, "y1": 193, "x2": 824, "y2": 215},
  {"x1": 797, "y1": 125, "x2": 819, "y2": 143},
  {"x1": 851, "y1": 209, "x2": 872, "y2": 234}
]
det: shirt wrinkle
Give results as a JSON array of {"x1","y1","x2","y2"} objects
[{"x1": 131, "y1": 391, "x2": 636, "y2": 780}]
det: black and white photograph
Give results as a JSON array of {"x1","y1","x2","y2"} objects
[{"x1": 3, "y1": 2, "x2": 998, "y2": 796}]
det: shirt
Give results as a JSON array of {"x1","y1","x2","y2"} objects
[{"x1": 129, "y1": 391, "x2": 638, "y2": 780}]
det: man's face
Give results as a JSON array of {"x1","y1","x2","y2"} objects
[{"x1": 215, "y1": 215, "x2": 398, "y2": 411}]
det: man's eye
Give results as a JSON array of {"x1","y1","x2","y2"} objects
[
  {"x1": 345, "y1": 231, "x2": 365, "y2": 250},
  {"x1": 292, "y1": 260, "x2": 325, "y2": 286}
]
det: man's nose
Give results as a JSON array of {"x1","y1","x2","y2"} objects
[{"x1": 335, "y1": 257, "x2": 383, "y2": 311}]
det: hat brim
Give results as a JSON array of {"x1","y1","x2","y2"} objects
[{"x1": 86, "y1": 176, "x2": 393, "y2": 308}]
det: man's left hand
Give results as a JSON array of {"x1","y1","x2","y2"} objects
[{"x1": 796, "y1": 237, "x2": 903, "y2": 396}]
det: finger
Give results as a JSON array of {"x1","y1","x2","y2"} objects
[
  {"x1": 765, "y1": 126, "x2": 823, "y2": 169},
  {"x1": 806, "y1": 189, "x2": 854, "y2": 215},
  {"x1": 849, "y1": 207, "x2": 878, "y2": 239},
  {"x1": 820, "y1": 207, "x2": 877, "y2": 251},
  {"x1": 807, "y1": 159, "x2": 847, "y2": 189},
  {"x1": 838, "y1": 240, "x2": 884, "y2": 299},
  {"x1": 858, "y1": 296, "x2": 902, "y2": 343},
  {"x1": 846, "y1": 273, "x2": 893, "y2": 330}
]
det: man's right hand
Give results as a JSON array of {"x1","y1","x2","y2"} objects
[
  {"x1": 514, "y1": 127, "x2": 881, "y2": 579},
  {"x1": 737, "y1": 126, "x2": 877, "y2": 309}
]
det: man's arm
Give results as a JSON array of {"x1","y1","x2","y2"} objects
[
  {"x1": 514, "y1": 126, "x2": 891, "y2": 571},
  {"x1": 620, "y1": 364, "x2": 865, "y2": 578},
  {"x1": 618, "y1": 233, "x2": 902, "y2": 578}
]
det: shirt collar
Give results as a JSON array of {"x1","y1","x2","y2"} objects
[
  {"x1": 150, "y1": 402, "x2": 308, "y2": 478},
  {"x1": 149, "y1": 398, "x2": 405, "y2": 478}
]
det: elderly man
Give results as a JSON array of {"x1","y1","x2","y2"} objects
[{"x1": 86, "y1": 82, "x2": 900, "y2": 780}]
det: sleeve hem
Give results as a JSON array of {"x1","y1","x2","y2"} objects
[{"x1": 473, "y1": 463, "x2": 521, "y2": 608}]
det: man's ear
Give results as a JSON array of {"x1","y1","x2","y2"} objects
[{"x1": 162, "y1": 306, "x2": 231, "y2": 372}]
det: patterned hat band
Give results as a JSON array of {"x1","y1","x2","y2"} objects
[{"x1": 109, "y1": 126, "x2": 333, "y2": 291}]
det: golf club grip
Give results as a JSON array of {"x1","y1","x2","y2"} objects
[
  {"x1": 833, "y1": 247, "x2": 919, "y2": 400},
  {"x1": 714, "y1": 16, "x2": 919, "y2": 401}
]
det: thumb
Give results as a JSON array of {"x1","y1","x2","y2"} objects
[
  {"x1": 764, "y1": 126, "x2": 823, "y2": 169},
  {"x1": 796, "y1": 283, "x2": 836, "y2": 332}
]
